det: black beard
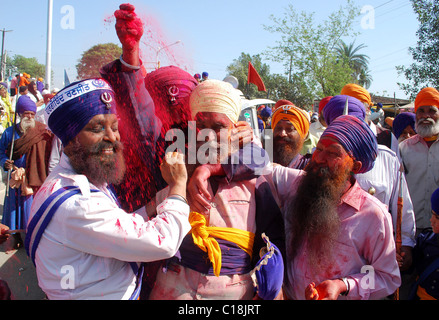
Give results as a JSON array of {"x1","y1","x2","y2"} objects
[
  {"x1": 273, "y1": 136, "x2": 303, "y2": 167},
  {"x1": 286, "y1": 159, "x2": 353, "y2": 273},
  {"x1": 66, "y1": 139, "x2": 126, "y2": 186}
]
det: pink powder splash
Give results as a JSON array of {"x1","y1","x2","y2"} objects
[{"x1": 103, "y1": 5, "x2": 193, "y2": 73}]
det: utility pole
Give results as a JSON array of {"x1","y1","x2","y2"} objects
[
  {"x1": 45, "y1": 0, "x2": 53, "y2": 91},
  {"x1": 0, "y1": 29, "x2": 13, "y2": 81}
]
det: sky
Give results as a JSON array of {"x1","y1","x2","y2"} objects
[{"x1": 0, "y1": 0, "x2": 419, "y2": 99}]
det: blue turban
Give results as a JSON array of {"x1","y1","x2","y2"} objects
[
  {"x1": 0, "y1": 82, "x2": 7, "y2": 90},
  {"x1": 321, "y1": 115, "x2": 378, "y2": 174},
  {"x1": 44, "y1": 79, "x2": 117, "y2": 146},
  {"x1": 431, "y1": 187, "x2": 439, "y2": 214},
  {"x1": 392, "y1": 112, "x2": 416, "y2": 139},
  {"x1": 16, "y1": 95, "x2": 37, "y2": 115},
  {"x1": 252, "y1": 234, "x2": 284, "y2": 300},
  {"x1": 260, "y1": 106, "x2": 272, "y2": 118},
  {"x1": 323, "y1": 95, "x2": 366, "y2": 125}
]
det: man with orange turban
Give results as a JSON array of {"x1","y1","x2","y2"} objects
[
  {"x1": 341, "y1": 83, "x2": 400, "y2": 158},
  {"x1": 400, "y1": 87, "x2": 439, "y2": 234},
  {"x1": 271, "y1": 104, "x2": 312, "y2": 168}
]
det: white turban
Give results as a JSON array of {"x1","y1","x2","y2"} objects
[{"x1": 189, "y1": 79, "x2": 241, "y2": 124}]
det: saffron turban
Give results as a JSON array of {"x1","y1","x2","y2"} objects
[
  {"x1": 44, "y1": 79, "x2": 117, "y2": 146},
  {"x1": 431, "y1": 187, "x2": 439, "y2": 214},
  {"x1": 271, "y1": 105, "x2": 310, "y2": 140},
  {"x1": 190, "y1": 79, "x2": 242, "y2": 124},
  {"x1": 319, "y1": 96, "x2": 333, "y2": 114},
  {"x1": 392, "y1": 112, "x2": 416, "y2": 139},
  {"x1": 341, "y1": 83, "x2": 372, "y2": 106},
  {"x1": 323, "y1": 95, "x2": 366, "y2": 126},
  {"x1": 321, "y1": 115, "x2": 378, "y2": 174},
  {"x1": 16, "y1": 95, "x2": 37, "y2": 115},
  {"x1": 414, "y1": 87, "x2": 439, "y2": 112}
]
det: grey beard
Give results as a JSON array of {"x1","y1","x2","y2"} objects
[{"x1": 416, "y1": 119, "x2": 439, "y2": 138}]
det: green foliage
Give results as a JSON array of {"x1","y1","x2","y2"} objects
[
  {"x1": 397, "y1": 0, "x2": 439, "y2": 99},
  {"x1": 262, "y1": 0, "x2": 361, "y2": 101},
  {"x1": 9, "y1": 54, "x2": 46, "y2": 79},
  {"x1": 336, "y1": 40, "x2": 372, "y2": 89},
  {"x1": 76, "y1": 43, "x2": 122, "y2": 80}
]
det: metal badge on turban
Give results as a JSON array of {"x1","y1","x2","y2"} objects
[
  {"x1": 101, "y1": 92, "x2": 113, "y2": 110},
  {"x1": 168, "y1": 85, "x2": 179, "y2": 105}
]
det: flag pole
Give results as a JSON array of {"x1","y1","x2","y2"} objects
[{"x1": 45, "y1": 0, "x2": 53, "y2": 92}]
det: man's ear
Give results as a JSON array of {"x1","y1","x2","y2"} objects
[{"x1": 352, "y1": 160, "x2": 362, "y2": 174}]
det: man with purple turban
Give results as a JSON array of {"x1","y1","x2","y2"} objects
[
  {"x1": 0, "y1": 95, "x2": 38, "y2": 249},
  {"x1": 392, "y1": 112, "x2": 416, "y2": 143},
  {"x1": 323, "y1": 95, "x2": 416, "y2": 280},
  {"x1": 263, "y1": 115, "x2": 400, "y2": 300}
]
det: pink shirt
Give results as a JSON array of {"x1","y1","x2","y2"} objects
[{"x1": 262, "y1": 165, "x2": 401, "y2": 300}]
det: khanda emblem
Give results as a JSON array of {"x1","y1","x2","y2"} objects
[
  {"x1": 168, "y1": 85, "x2": 179, "y2": 105},
  {"x1": 101, "y1": 92, "x2": 113, "y2": 110}
]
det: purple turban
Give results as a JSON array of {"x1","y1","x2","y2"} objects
[
  {"x1": 16, "y1": 95, "x2": 37, "y2": 115},
  {"x1": 431, "y1": 187, "x2": 439, "y2": 214},
  {"x1": 323, "y1": 95, "x2": 366, "y2": 125},
  {"x1": 392, "y1": 112, "x2": 416, "y2": 139},
  {"x1": 321, "y1": 115, "x2": 378, "y2": 174},
  {"x1": 45, "y1": 79, "x2": 117, "y2": 146}
]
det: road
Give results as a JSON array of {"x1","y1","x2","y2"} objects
[{"x1": 0, "y1": 172, "x2": 46, "y2": 300}]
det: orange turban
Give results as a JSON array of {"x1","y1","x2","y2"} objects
[
  {"x1": 271, "y1": 105, "x2": 310, "y2": 140},
  {"x1": 341, "y1": 83, "x2": 372, "y2": 106},
  {"x1": 414, "y1": 87, "x2": 439, "y2": 112}
]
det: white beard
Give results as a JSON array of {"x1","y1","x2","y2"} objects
[
  {"x1": 416, "y1": 118, "x2": 439, "y2": 138},
  {"x1": 20, "y1": 118, "x2": 36, "y2": 133}
]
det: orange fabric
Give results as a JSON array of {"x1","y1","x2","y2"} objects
[
  {"x1": 414, "y1": 87, "x2": 439, "y2": 112},
  {"x1": 341, "y1": 83, "x2": 372, "y2": 106},
  {"x1": 271, "y1": 105, "x2": 309, "y2": 140},
  {"x1": 319, "y1": 96, "x2": 333, "y2": 114}
]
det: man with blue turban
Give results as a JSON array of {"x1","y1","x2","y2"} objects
[
  {"x1": 262, "y1": 115, "x2": 401, "y2": 300},
  {"x1": 323, "y1": 94, "x2": 416, "y2": 281},
  {"x1": 392, "y1": 112, "x2": 417, "y2": 143},
  {"x1": 25, "y1": 78, "x2": 192, "y2": 299}
]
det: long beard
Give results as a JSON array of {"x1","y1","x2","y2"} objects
[
  {"x1": 287, "y1": 158, "x2": 353, "y2": 274},
  {"x1": 273, "y1": 136, "x2": 303, "y2": 166},
  {"x1": 67, "y1": 139, "x2": 126, "y2": 186},
  {"x1": 21, "y1": 118, "x2": 36, "y2": 133},
  {"x1": 416, "y1": 118, "x2": 439, "y2": 138}
]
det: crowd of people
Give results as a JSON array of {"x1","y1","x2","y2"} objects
[{"x1": 0, "y1": 3, "x2": 438, "y2": 301}]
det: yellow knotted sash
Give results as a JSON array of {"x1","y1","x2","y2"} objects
[{"x1": 189, "y1": 212, "x2": 255, "y2": 277}]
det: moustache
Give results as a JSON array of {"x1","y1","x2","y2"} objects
[
  {"x1": 89, "y1": 140, "x2": 123, "y2": 155},
  {"x1": 417, "y1": 118, "x2": 436, "y2": 126}
]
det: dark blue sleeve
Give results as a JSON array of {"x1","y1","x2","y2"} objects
[{"x1": 222, "y1": 141, "x2": 271, "y2": 182}]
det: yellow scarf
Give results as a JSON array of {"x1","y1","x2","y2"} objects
[{"x1": 189, "y1": 212, "x2": 255, "y2": 277}]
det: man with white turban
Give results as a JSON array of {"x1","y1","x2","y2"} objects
[{"x1": 149, "y1": 79, "x2": 263, "y2": 300}]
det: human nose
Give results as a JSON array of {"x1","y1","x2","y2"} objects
[{"x1": 103, "y1": 126, "x2": 117, "y2": 143}]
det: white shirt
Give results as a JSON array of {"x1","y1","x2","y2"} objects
[
  {"x1": 309, "y1": 120, "x2": 326, "y2": 139},
  {"x1": 399, "y1": 135, "x2": 439, "y2": 230},
  {"x1": 356, "y1": 145, "x2": 416, "y2": 247},
  {"x1": 29, "y1": 153, "x2": 191, "y2": 300}
]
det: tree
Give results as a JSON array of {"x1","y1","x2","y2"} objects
[
  {"x1": 10, "y1": 54, "x2": 46, "y2": 79},
  {"x1": 336, "y1": 40, "x2": 372, "y2": 87},
  {"x1": 76, "y1": 43, "x2": 122, "y2": 79},
  {"x1": 225, "y1": 53, "x2": 271, "y2": 99},
  {"x1": 397, "y1": 0, "x2": 439, "y2": 99},
  {"x1": 263, "y1": 0, "x2": 360, "y2": 99}
]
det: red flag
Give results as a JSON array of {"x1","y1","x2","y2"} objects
[{"x1": 247, "y1": 62, "x2": 266, "y2": 92}]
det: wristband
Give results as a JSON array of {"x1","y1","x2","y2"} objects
[
  {"x1": 119, "y1": 55, "x2": 141, "y2": 70},
  {"x1": 167, "y1": 194, "x2": 188, "y2": 205},
  {"x1": 339, "y1": 277, "x2": 350, "y2": 296}
]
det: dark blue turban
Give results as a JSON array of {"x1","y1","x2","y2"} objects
[
  {"x1": 44, "y1": 79, "x2": 117, "y2": 146},
  {"x1": 16, "y1": 95, "x2": 37, "y2": 115},
  {"x1": 321, "y1": 115, "x2": 378, "y2": 174},
  {"x1": 323, "y1": 95, "x2": 366, "y2": 125},
  {"x1": 432, "y1": 187, "x2": 439, "y2": 214},
  {"x1": 392, "y1": 112, "x2": 416, "y2": 139}
]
